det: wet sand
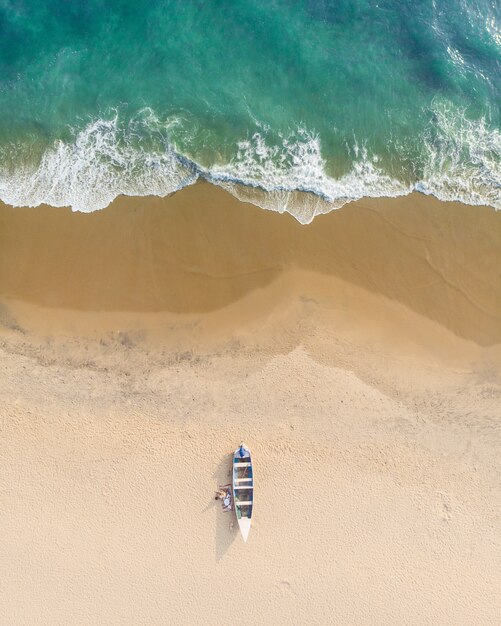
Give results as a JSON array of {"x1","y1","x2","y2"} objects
[
  {"x1": 1, "y1": 182, "x2": 500, "y2": 344},
  {"x1": 1, "y1": 183, "x2": 500, "y2": 624}
]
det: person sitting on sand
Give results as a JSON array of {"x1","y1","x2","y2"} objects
[{"x1": 215, "y1": 488, "x2": 227, "y2": 501}]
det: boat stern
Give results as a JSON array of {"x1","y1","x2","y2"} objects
[{"x1": 238, "y1": 517, "x2": 251, "y2": 543}]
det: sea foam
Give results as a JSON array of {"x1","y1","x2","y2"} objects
[
  {"x1": 0, "y1": 115, "x2": 198, "y2": 212},
  {"x1": 0, "y1": 104, "x2": 499, "y2": 224}
]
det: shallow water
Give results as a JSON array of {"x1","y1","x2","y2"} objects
[{"x1": 0, "y1": 0, "x2": 499, "y2": 220}]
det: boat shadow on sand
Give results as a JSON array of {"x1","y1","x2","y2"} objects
[{"x1": 203, "y1": 452, "x2": 238, "y2": 561}]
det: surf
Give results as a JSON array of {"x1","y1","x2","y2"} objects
[{"x1": 0, "y1": 102, "x2": 499, "y2": 224}]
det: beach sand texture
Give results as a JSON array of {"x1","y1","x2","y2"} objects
[{"x1": 1, "y1": 183, "x2": 500, "y2": 624}]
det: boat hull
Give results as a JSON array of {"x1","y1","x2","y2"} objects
[{"x1": 232, "y1": 444, "x2": 253, "y2": 542}]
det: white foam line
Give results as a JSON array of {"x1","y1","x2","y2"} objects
[{"x1": 0, "y1": 102, "x2": 499, "y2": 224}]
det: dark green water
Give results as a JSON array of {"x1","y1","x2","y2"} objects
[{"x1": 0, "y1": 0, "x2": 499, "y2": 221}]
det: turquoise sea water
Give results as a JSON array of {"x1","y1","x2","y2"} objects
[{"x1": 0, "y1": 0, "x2": 499, "y2": 221}]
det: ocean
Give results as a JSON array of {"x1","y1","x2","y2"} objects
[{"x1": 0, "y1": 0, "x2": 499, "y2": 222}]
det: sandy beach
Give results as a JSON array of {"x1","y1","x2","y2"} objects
[{"x1": 1, "y1": 183, "x2": 501, "y2": 624}]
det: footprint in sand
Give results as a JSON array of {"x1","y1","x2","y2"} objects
[
  {"x1": 276, "y1": 581, "x2": 294, "y2": 598},
  {"x1": 437, "y1": 492, "x2": 452, "y2": 522}
]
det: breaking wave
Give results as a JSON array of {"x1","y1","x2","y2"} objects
[{"x1": 0, "y1": 103, "x2": 499, "y2": 224}]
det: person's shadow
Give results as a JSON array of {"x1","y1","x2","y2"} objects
[{"x1": 205, "y1": 452, "x2": 238, "y2": 561}]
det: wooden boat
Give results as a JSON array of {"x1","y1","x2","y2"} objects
[{"x1": 232, "y1": 443, "x2": 253, "y2": 542}]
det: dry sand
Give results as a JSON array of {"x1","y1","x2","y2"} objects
[{"x1": 1, "y1": 183, "x2": 500, "y2": 624}]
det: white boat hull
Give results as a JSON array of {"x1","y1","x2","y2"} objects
[
  {"x1": 237, "y1": 517, "x2": 251, "y2": 543},
  {"x1": 232, "y1": 444, "x2": 253, "y2": 543}
]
